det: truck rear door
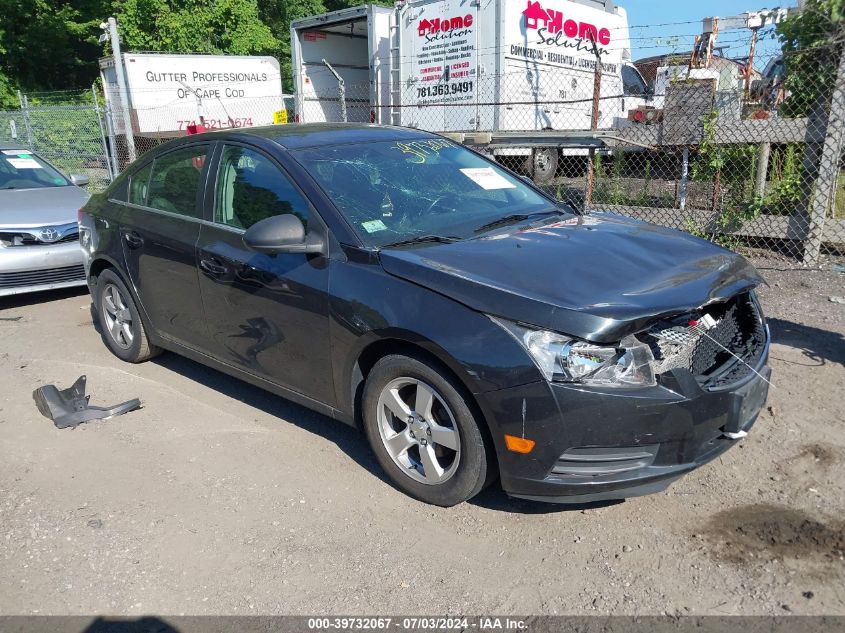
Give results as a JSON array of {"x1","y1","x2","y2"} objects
[{"x1": 291, "y1": 6, "x2": 374, "y2": 123}]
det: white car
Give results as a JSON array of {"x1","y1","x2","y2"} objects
[{"x1": 0, "y1": 147, "x2": 91, "y2": 297}]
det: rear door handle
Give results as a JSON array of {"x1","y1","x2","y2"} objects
[
  {"x1": 199, "y1": 258, "x2": 228, "y2": 276},
  {"x1": 123, "y1": 231, "x2": 144, "y2": 248}
]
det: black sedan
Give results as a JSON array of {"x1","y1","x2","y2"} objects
[{"x1": 79, "y1": 124, "x2": 770, "y2": 506}]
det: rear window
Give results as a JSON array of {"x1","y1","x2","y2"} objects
[{"x1": 0, "y1": 150, "x2": 69, "y2": 190}]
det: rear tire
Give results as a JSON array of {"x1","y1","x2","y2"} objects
[
  {"x1": 95, "y1": 269, "x2": 160, "y2": 363},
  {"x1": 362, "y1": 354, "x2": 492, "y2": 506}
]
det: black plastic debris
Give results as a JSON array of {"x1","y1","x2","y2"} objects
[{"x1": 32, "y1": 375, "x2": 141, "y2": 429}]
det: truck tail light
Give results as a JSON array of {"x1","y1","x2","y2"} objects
[{"x1": 370, "y1": 109, "x2": 376, "y2": 123}]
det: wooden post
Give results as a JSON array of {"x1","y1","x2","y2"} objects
[
  {"x1": 744, "y1": 27, "x2": 759, "y2": 102},
  {"x1": 711, "y1": 166, "x2": 721, "y2": 213},
  {"x1": 804, "y1": 45, "x2": 845, "y2": 266}
]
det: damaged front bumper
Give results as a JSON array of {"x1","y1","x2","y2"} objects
[{"x1": 480, "y1": 336, "x2": 770, "y2": 504}]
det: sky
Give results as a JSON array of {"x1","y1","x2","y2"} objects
[{"x1": 623, "y1": 0, "x2": 800, "y2": 67}]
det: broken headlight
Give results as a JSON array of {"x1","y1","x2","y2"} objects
[{"x1": 491, "y1": 317, "x2": 656, "y2": 388}]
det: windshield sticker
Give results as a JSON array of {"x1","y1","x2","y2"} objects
[
  {"x1": 2, "y1": 150, "x2": 27, "y2": 156},
  {"x1": 362, "y1": 219, "x2": 388, "y2": 233},
  {"x1": 392, "y1": 139, "x2": 453, "y2": 164},
  {"x1": 7, "y1": 158, "x2": 42, "y2": 169},
  {"x1": 460, "y1": 167, "x2": 516, "y2": 190}
]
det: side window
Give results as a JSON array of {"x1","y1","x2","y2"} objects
[
  {"x1": 108, "y1": 174, "x2": 129, "y2": 202},
  {"x1": 146, "y1": 145, "x2": 208, "y2": 217},
  {"x1": 128, "y1": 162, "x2": 152, "y2": 206},
  {"x1": 215, "y1": 145, "x2": 311, "y2": 230},
  {"x1": 622, "y1": 65, "x2": 647, "y2": 96}
]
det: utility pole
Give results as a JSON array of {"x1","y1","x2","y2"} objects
[{"x1": 102, "y1": 17, "x2": 136, "y2": 163}]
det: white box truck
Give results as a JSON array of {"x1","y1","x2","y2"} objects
[
  {"x1": 291, "y1": 0, "x2": 650, "y2": 179},
  {"x1": 99, "y1": 53, "x2": 286, "y2": 136}
]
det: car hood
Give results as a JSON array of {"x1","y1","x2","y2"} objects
[
  {"x1": 0, "y1": 186, "x2": 90, "y2": 228},
  {"x1": 378, "y1": 214, "x2": 764, "y2": 343}
]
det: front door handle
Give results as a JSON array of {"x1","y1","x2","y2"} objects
[
  {"x1": 199, "y1": 258, "x2": 228, "y2": 276},
  {"x1": 123, "y1": 231, "x2": 144, "y2": 248}
]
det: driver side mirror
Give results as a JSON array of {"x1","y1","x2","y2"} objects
[
  {"x1": 69, "y1": 174, "x2": 89, "y2": 187},
  {"x1": 243, "y1": 214, "x2": 324, "y2": 255}
]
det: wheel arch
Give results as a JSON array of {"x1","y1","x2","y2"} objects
[
  {"x1": 87, "y1": 255, "x2": 158, "y2": 345},
  {"x1": 349, "y1": 335, "x2": 499, "y2": 476},
  {"x1": 88, "y1": 255, "x2": 121, "y2": 283}
]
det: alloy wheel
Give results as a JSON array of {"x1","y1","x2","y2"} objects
[
  {"x1": 101, "y1": 283, "x2": 134, "y2": 350},
  {"x1": 376, "y1": 377, "x2": 461, "y2": 485}
]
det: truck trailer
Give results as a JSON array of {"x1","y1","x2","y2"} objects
[{"x1": 291, "y1": 0, "x2": 650, "y2": 180}]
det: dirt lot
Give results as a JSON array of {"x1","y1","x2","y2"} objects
[{"x1": 1, "y1": 257, "x2": 843, "y2": 616}]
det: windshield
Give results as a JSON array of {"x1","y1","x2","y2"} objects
[
  {"x1": 0, "y1": 150, "x2": 69, "y2": 190},
  {"x1": 293, "y1": 139, "x2": 563, "y2": 247}
]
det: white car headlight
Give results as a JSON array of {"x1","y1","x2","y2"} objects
[{"x1": 491, "y1": 317, "x2": 656, "y2": 387}]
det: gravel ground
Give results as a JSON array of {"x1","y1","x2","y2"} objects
[{"x1": 0, "y1": 256, "x2": 843, "y2": 616}]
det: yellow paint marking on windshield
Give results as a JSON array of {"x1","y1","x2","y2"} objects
[{"x1": 392, "y1": 139, "x2": 453, "y2": 164}]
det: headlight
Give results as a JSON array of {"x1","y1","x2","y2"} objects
[{"x1": 491, "y1": 317, "x2": 656, "y2": 387}]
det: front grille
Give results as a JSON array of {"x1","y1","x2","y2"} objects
[
  {"x1": 644, "y1": 292, "x2": 766, "y2": 389},
  {"x1": 0, "y1": 264, "x2": 85, "y2": 289},
  {"x1": 0, "y1": 228, "x2": 79, "y2": 247}
]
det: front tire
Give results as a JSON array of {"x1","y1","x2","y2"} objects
[
  {"x1": 362, "y1": 354, "x2": 491, "y2": 506},
  {"x1": 95, "y1": 269, "x2": 160, "y2": 363}
]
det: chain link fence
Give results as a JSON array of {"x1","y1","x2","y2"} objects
[
  {"x1": 0, "y1": 89, "x2": 114, "y2": 191},
  {"x1": 291, "y1": 12, "x2": 845, "y2": 266},
  {"x1": 2, "y1": 14, "x2": 842, "y2": 267}
]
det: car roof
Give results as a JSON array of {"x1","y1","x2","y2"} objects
[
  {"x1": 164, "y1": 123, "x2": 438, "y2": 151},
  {"x1": 0, "y1": 146, "x2": 33, "y2": 152}
]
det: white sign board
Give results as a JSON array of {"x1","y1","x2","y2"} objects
[
  {"x1": 502, "y1": 0, "x2": 625, "y2": 69},
  {"x1": 498, "y1": 0, "x2": 628, "y2": 132},
  {"x1": 398, "y1": 0, "x2": 478, "y2": 131},
  {"x1": 409, "y1": 8, "x2": 477, "y2": 108},
  {"x1": 101, "y1": 54, "x2": 283, "y2": 135}
]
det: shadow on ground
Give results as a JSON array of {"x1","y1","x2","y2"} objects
[
  {"x1": 0, "y1": 286, "x2": 88, "y2": 312},
  {"x1": 152, "y1": 352, "x2": 385, "y2": 480},
  {"x1": 157, "y1": 352, "x2": 602, "y2": 513},
  {"x1": 767, "y1": 318, "x2": 845, "y2": 366}
]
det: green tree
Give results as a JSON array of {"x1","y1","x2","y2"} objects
[
  {"x1": 776, "y1": 0, "x2": 845, "y2": 117},
  {"x1": 115, "y1": 0, "x2": 278, "y2": 56},
  {"x1": 0, "y1": 0, "x2": 107, "y2": 107}
]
